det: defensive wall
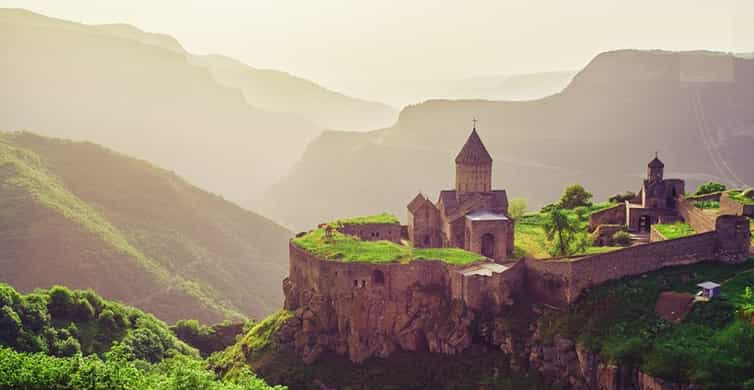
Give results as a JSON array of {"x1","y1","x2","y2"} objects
[
  {"x1": 289, "y1": 215, "x2": 750, "y2": 311},
  {"x1": 527, "y1": 215, "x2": 751, "y2": 306},
  {"x1": 588, "y1": 204, "x2": 626, "y2": 231},
  {"x1": 677, "y1": 197, "x2": 716, "y2": 233},
  {"x1": 720, "y1": 193, "x2": 754, "y2": 217},
  {"x1": 684, "y1": 192, "x2": 723, "y2": 203},
  {"x1": 285, "y1": 242, "x2": 522, "y2": 313}
]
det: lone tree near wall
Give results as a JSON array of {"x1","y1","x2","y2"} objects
[{"x1": 544, "y1": 206, "x2": 580, "y2": 256}]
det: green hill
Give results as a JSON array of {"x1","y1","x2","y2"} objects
[
  {"x1": 0, "y1": 132, "x2": 291, "y2": 323},
  {"x1": 0, "y1": 282, "x2": 283, "y2": 389}
]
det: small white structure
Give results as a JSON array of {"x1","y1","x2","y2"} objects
[{"x1": 696, "y1": 281, "x2": 721, "y2": 300}]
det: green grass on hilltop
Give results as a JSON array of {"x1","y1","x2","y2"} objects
[
  {"x1": 538, "y1": 258, "x2": 754, "y2": 386},
  {"x1": 293, "y1": 228, "x2": 483, "y2": 265},
  {"x1": 332, "y1": 213, "x2": 400, "y2": 225},
  {"x1": 654, "y1": 222, "x2": 696, "y2": 240}
]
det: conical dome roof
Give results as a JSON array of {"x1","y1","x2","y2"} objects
[
  {"x1": 648, "y1": 154, "x2": 664, "y2": 169},
  {"x1": 455, "y1": 129, "x2": 492, "y2": 164}
]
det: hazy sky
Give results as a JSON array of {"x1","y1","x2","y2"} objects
[{"x1": 2, "y1": 0, "x2": 753, "y2": 94}]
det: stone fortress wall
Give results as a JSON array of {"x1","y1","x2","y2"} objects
[
  {"x1": 283, "y1": 211, "x2": 750, "y2": 363},
  {"x1": 588, "y1": 204, "x2": 626, "y2": 231},
  {"x1": 720, "y1": 193, "x2": 754, "y2": 217},
  {"x1": 285, "y1": 242, "x2": 523, "y2": 314},
  {"x1": 529, "y1": 215, "x2": 750, "y2": 306},
  {"x1": 677, "y1": 197, "x2": 716, "y2": 233}
]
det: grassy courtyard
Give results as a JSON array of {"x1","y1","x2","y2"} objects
[
  {"x1": 293, "y1": 217, "x2": 483, "y2": 266},
  {"x1": 513, "y1": 203, "x2": 622, "y2": 259},
  {"x1": 654, "y1": 222, "x2": 696, "y2": 240}
]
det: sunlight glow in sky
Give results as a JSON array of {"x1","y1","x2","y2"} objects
[{"x1": 2, "y1": 0, "x2": 752, "y2": 93}]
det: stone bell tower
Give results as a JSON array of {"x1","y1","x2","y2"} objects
[{"x1": 647, "y1": 153, "x2": 664, "y2": 182}]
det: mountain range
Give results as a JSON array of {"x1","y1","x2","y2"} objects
[
  {"x1": 0, "y1": 131, "x2": 291, "y2": 324},
  {"x1": 0, "y1": 8, "x2": 395, "y2": 206},
  {"x1": 340, "y1": 71, "x2": 577, "y2": 109},
  {"x1": 261, "y1": 50, "x2": 754, "y2": 230}
]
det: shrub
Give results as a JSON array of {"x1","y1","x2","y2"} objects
[
  {"x1": 695, "y1": 182, "x2": 726, "y2": 195},
  {"x1": 612, "y1": 231, "x2": 632, "y2": 246},
  {"x1": 47, "y1": 286, "x2": 74, "y2": 318},
  {"x1": 559, "y1": 184, "x2": 593, "y2": 209},
  {"x1": 609, "y1": 191, "x2": 636, "y2": 203}
]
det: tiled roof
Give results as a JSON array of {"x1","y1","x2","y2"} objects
[
  {"x1": 455, "y1": 129, "x2": 492, "y2": 164},
  {"x1": 407, "y1": 193, "x2": 428, "y2": 213}
]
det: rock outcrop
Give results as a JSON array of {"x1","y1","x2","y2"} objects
[
  {"x1": 281, "y1": 269, "x2": 698, "y2": 389},
  {"x1": 280, "y1": 278, "x2": 474, "y2": 364}
]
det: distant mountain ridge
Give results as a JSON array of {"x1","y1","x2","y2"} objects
[
  {"x1": 0, "y1": 131, "x2": 292, "y2": 323},
  {"x1": 191, "y1": 54, "x2": 397, "y2": 131},
  {"x1": 261, "y1": 49, "x2": 754, "y2": 230},
  {"x1": 0, "y1": 8, "x2": 395, "y2": 207}
]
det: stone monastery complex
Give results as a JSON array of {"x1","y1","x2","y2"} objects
[{"x1": 280, "y1": 124, "x2": 752, "y2": 364}]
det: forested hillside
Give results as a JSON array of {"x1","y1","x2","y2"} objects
[{"x1": 0, "y1": 283, "x2": 282, "y2": 389}]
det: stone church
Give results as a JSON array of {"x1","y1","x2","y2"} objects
[
  {"x1": 625, "y1": 154, "x2": 686, "y2": 231},
  {"x1": 407, "y1": 127, "x2": 514, "y2": 262}
]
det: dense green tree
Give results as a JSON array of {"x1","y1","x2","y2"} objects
[
  {"x1": 559, "y1": 184, "x2": 593, "y2": 209},
  {"x1": 47, "y1": 286, "x2": 74, "y2": 318},
  {"x1": 123, "y1": 327, "x2": 166, "y2": 363},
  {"x1": 695, "y1": 182, "x2": 726, "y2": 195},
  {"x1": 0, "y1": 305, "x2": 22, "y2": 342},
  {"x1": 54, "y1": 337, "x2": 81, "y2": 357}
]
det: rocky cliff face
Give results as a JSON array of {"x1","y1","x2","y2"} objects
[
  {"x1": 280, "y1": 275, "x2": 697, "y2": 389},
  {"x1": 280, "y1": 277, "x2": 474, "y2": 364}
]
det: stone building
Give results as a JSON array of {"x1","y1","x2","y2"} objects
[
  {"x1": 407, "y1": 127, "x2": 514, "y2": 261},
  {"x1": 590, "y1": 154, "x2": 685, "y2": 233},
  {"x1": 626, "y1": 154, "x2": 686, "y2": 231}
]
